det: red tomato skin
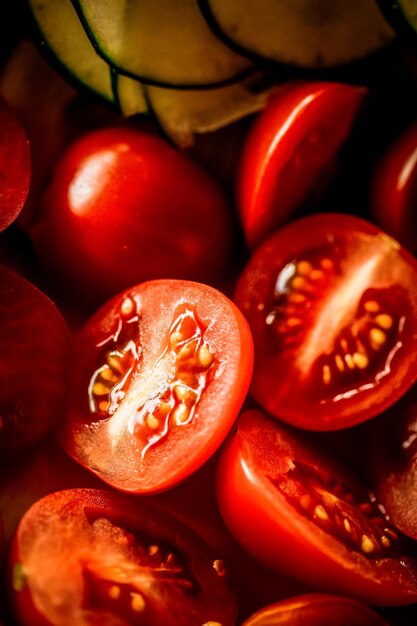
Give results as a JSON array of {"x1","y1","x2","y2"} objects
[
  {"x1": 216, "y1": 409, "x2": 417, "y2": 606},
  {"x1": 371, "y1": 120, "x2": 417, "y2": 253},
  {"x1": 0, "y1": 96, "x2": 31, "y2": 232},
  {"x1": 238, "y1": 81, "x2": 365, "y2": 248},
  {"x1": 29, "y1": 126, "x2": 234, "y2": 304},
  {"x1": 234, "y1": 212, "x2": 417, "y2": 431},
  {"x1": 241, "y1": 593, "x2": 388, "y2": 626},
  {"x1": 0, "y1": 266, "x2": 70, "y2": 458},
  {"x1": 60, "y1": 279, "x2": 254, "y2": 494},
  {"x1": 8, "y1": 488, "x2": 237, "y2": 626}
]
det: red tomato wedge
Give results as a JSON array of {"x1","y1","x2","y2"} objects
[
  {"x1": 237, "y1": 82, "x2": 365, "y2": 248},
  {"x1": 368, "y1": 385, "x2": 417, "y2": 541},
  {"x1": 0, "y1": 266, "x2": 70, "y2": 458},
  {"x1": 29, "y1": 125, "x2": 234, "y2": 304},
  {"x1": 234, "y1": 213, "x2": 417, "y2": 431},
  {"x1": 217, "y1": 409, "x2": 417, "y2": 606},
  {"x1": 371, "y1": 120, "x2": 417, "y2": 253},
  {"x1": 0, "y1": 96, "x2": 31, "y2": 232},
  {"x1": 9, "y1": 488, "x2": 237, "y2": 626},
  {"x1": 241, "y1": 593, "x2": 388, "y2": 625},
  {"x1": 60, "y1": 279, "x2": 253, "y2": 493}
]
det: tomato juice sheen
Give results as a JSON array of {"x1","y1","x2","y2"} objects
[{"x1": 2, "y1": 8, "x2": 417, "y2": 626}]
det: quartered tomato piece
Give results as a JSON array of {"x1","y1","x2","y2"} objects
[
  {"x1": 0, "y1": 266, "x2": 70, "y2": 459},
  {"x1": 234, "y1": 213, "x2": 417, "y2": 430},
  {"x1": 241, "y1": 593, "x2": 388, "y2": 625},
  {"x1": 217, "y1": 409, "x2": 417, "y2": 606},
  {"x1": 60, "y1": 280, "x2": 253, "y2": 493},
  {"x1": 368, "y1": 385, "x2": 417, "y2": 541},
  {"x1": 0, "y1": 96, "x2": 31, "y2": 232},
  {"x1": 237, "y1": 82, "x2": 365, "y2": 248},
  {"x1": 371, "y1": 120, "x2": 417, "y2": 253},
  {"x1": 9, "y1": 488, "x2": 237, "y2": 626}
]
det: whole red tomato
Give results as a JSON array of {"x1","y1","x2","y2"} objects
[
  {"x1": 29, "y1": 125, "x2": 234, "y2": 304},
  {"x1": 0, "y1": 96, "x2": 30, "y2": 233}
]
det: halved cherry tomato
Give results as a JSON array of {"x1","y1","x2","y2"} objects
[
  {"x1": 368, "y1": 384, "x2": 417, "y2": 541},
  {"x1": 29, "y1": 125, "x2": 234, "y2": 305},
  {"x1": 241, "y1": 593, "x2": 388, "y2": 625},
  {"x1": 0, "y1": 265, "x2": 70, "y2": 459},
  {"x1": 237, "y1": 81, "x2": 365, "y2": 248},
  {"x1": 0, "y1": 96, "x2": 30, "y2": 232},
  {"x1": 217, "y1": 409, "x2": 417, "y2": 606},
  {"x1": 371, "y1": 120, "x2": 417, "y2": 253},
  {"x1": 234, "y1": 213, "x2": 417, "y2": 430},
  {"x1": 8, "y1": 488, "x2": 237, "y2": 626},
  {"x1": 60, "y1": 279, "x2": 253, "y2": 493}
]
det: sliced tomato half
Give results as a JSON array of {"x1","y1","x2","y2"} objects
[
  {"x1": 60, "y1": 279, "x2": 253, "y2": 493},
  {"x1": 234, "y1": 213, "x2": 417, "y2": 430},
  {"x1": 9, "y1": 488, "x2": 237, "y2": 626},
  {"x1": 237, "y1": 81, "x2": 365, "y2": 248},
  {"x1": 217, "y1": 409, "x2": 417, "y2": 606}
]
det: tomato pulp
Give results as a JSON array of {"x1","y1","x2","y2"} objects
[
  {"x1": 234, "y1": 213, "x2": 417, "y2": 430},
  {"x1": 60, "y1": 279, "x2": 253, "y2": 493}
]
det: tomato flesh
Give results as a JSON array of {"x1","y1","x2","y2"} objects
[
  {"x1": 237, "y1": 82, "x2": 365, "y2": 248},
  {"x1": 217, "y1": 409, "x2": 417, "y2": 606},
  {"x1": 9, "y1": 488, "x2": 237, "y2": 626},
  {"x1": 0, "y1": 266, "x2": 70, "y2": 459},
  {"x1": 241, "y1": 593, "x2": 388, "y2": 625},
  {"x1": 60, "y1": 280, "x2": 253, "y2": 493},
  {"x1": 234, "y1": 213, "x2": 417, "y2": 430}
]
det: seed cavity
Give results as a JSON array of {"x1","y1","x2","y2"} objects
[
  {"x1": 270, "y1": 461, "x2": 402, "y2": 560},
  {"x1": 131, "y1": 305, "x2": 216, "y2": 455}
]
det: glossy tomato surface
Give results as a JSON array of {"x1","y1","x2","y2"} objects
[
  {"x1": 60, "y1": 279, "x2": 253, "y2": 493},
  {"x1": 241, "y1": 593, "x2": 388, "y2": 625},
  {"x1": 217, "y1": 409, "x2": 417, "y2": 606},
  {"x1": 29, "y1": 125, "x2": 234, "y2": 304},
  {"x1": 234, "y1": 213, "x2": 417, "y2": 430},
  {"x1": 371, "y1": 120, "x2": 417, "y2": 253},
  {"x1": 0, "y1": 265, "x2": 70, "y2": 459},
  {"x1": 237, "y1": 81, "x2": 365, "y2": 248},
  {"x1": 9, "y1": 488, "x2": 237, "y2": 626},
  {"x1": 0, "y1": 95, "x2": 30, "y2": 232}
]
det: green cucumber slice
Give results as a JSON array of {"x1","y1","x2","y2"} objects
[
  {"x1": 72, "y1": 0, "x2": 255, "y2": 88},
  {"x1": 28, "y1": 0, "x2": 115, "y2": 104},
  {"x1": 199, "y1": 0, "x2": 396, "y2": 68},
  {"x1": 145, "y1": 72, "x2": 271, "y2": 147}
]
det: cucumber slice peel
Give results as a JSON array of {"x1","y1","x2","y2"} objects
[
  {"x1": 71, "y1": 0, "x2": 256, "y2": 89},
  {"x1": 28, "y1": 0, "x2": 115, "y2": 104},
  {"x1": 199, "y1": 0, "x2": 396, "y2": 68}
]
